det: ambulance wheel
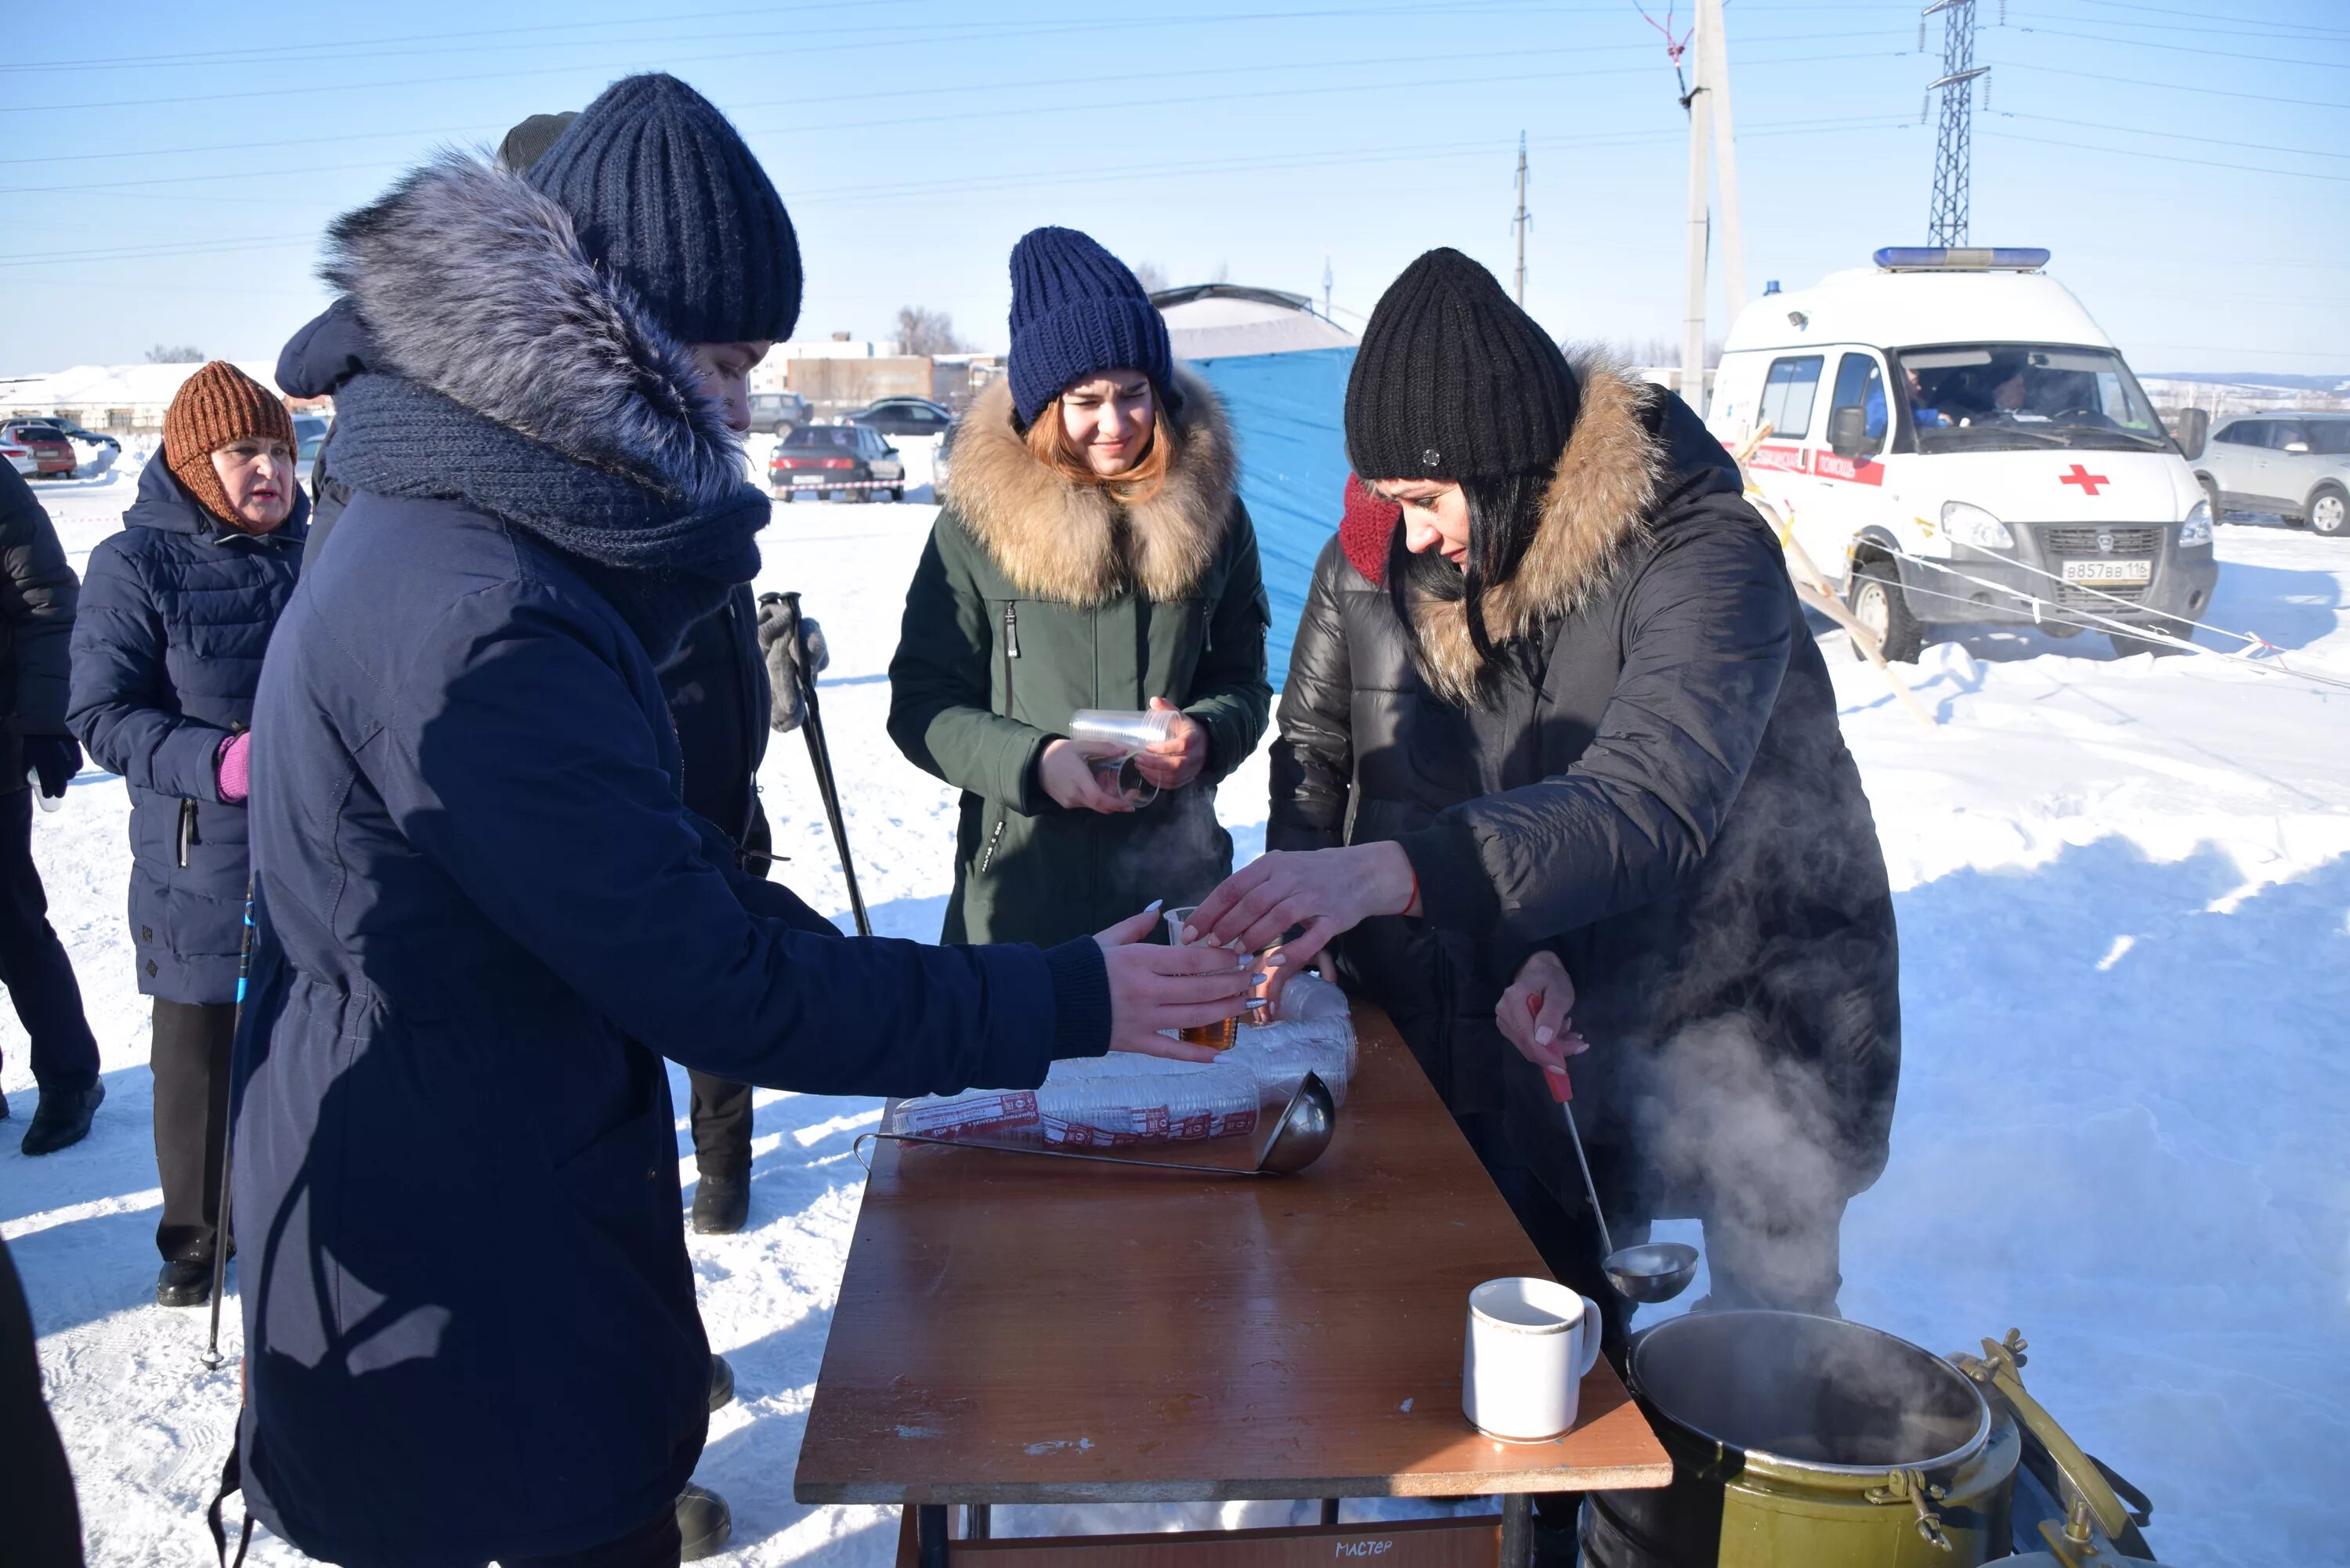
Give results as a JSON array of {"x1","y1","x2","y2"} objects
[
  {"x1": 2109, "y1": 617, "x2": 2189, "y2": 658},
  {"x1": 1849, "y1": 558, "x2": 1924, "y2": 663},
  {"x1": 2309, "y1": 482, "x2": 2348, "y2": 538}
]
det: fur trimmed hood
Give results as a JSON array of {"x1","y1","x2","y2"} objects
[
  {"x1": 323, "y1": 150, "x2": 747, "y2": 512},
  {"x1": 942, "y1": 367, "x2": 1238, "y2": 605},
  {"x1": 1410, "y1": 360, "x2": 1664, "y2": 706}
]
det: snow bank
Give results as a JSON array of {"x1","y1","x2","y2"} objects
[{"x1": 6, "y1": 489, "x2": 2344, "y2": 1565}]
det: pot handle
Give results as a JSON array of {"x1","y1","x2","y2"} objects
[
  {"x1": 1951, "y1": 1329, "x2": 2145, "y2": 1545},
  {"x1": 1864, "y1": 1468, "x2": 1950, "y2": 1552}
]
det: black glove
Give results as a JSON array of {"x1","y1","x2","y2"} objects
[
  {"x1": 23, "y1": 735, "x2": 79, "y2": 800},
  {"x1": 754, "y1": 594, "x2": 830, "y2": 735}
]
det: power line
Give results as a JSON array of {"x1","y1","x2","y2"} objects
[
  {"x1": 1999, "y1": 113, "x2": 2350, "y2": 164},
  {"x1": 0, "y1": 112, "x2": 1922, "y2": 269},
  {"x1": 2015, "y1": 23, "x2": 2350, "y2": 70},
  {"x1": 1995, "y1": 60, "x2": 2349, "y2": 110},
  {"x1": 0, "y1": 1, "x2": 1573, "y2": 114},
  {"x1": 1980, "y1": 130, "x2": 2350, "y2": 186}
]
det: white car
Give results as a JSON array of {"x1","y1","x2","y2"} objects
[{"x1": 2189, "y1": 412, "x2": 2350, "y2": 538}]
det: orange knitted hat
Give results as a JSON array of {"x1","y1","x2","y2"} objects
[{"x1": 163, "y1": 361, "x2": 295, "y2": 526}]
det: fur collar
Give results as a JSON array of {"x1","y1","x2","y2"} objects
[
  {"x1": 323, "y1": 150, "x2": 747, "y2": 512},
  {"x1": 942, "y1": 367, "x2": 1237, "y2": 605},
  {"x1": 1411, "y1": 360, "x2": 1664, "y2": 706}
]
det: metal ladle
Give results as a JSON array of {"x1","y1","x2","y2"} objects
[
  {"x1": 862, "y1": 1071, "x2": 1338, "y2": 1178},
  {"x1": 1543, "y1": 1063, "x2": 1699, "y2": 1305}
]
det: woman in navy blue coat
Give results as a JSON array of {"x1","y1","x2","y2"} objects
[
  {"x1": 229, "y1": 76, "x2": 1242, "y2": 1568},
  {"x1": 67, "y1": 361, "x2": 306, "y2": 1309}
]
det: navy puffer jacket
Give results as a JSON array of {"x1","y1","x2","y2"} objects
[
  {"x1": 231, "y1": 150, "x2": 1109, "y2": 1568},
  {"x1": 67, "y1": 458, "x2": 306, "y2": 1003}
]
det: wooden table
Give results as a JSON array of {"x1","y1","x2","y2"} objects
[{"x1": 796, "y1": 1003, "x2": 1669, "y2": 1568}]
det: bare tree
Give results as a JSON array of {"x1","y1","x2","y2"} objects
[
  {"x1": 1132, "y1": 261, "x2": 1170, "y2": 294},
  {"x1": 146, "y1": 343, "x2": 205, "y2": 363},
  {"x1": 894, "y1": 306, "x2": 967, "y2": 358},
  {"x1": 1209, "y1": 261, "x2": 1230, "y2": 285}
]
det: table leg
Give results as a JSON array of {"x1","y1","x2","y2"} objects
[
  {"x1": 917, "y1": 1504, "x2": 951, "y2": 1568},
  {"x1": 1319, "y1": 1499, "x2": 1340, "y2": 1527},
  {"x1": 1499, "y1": 1494, "x2": 1532, "y2": 1568},
  {"x1": 967, "y1": 1504, "x2": 992, "y2": 1541}
]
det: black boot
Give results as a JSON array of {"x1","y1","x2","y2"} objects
[
  {"x1": 691, "y1": 1174, "x2": 749, "y2": 1235},
  {"x1": 20, "y1": 1080, "x2": 103, "y2": 1156},
  {"x1": 675, "y1": 1483, "x2": 732, "y2": 1562},
  {"x1": 157, "y1": 1256, "x2": 212, "y2": 1307},
  {"x1": 708, "y1": 1353, "x2": 736, "y2": 1412}
]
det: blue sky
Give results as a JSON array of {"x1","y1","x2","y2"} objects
[{"x1": 3, "y1": 0, "x2": 2344, "y2": 377}]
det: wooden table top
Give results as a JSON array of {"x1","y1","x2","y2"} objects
[{"x1": 794, "y1": 1003, "x2": 1671, "y2": 1505}]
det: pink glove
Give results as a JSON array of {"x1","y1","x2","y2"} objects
[{"x1": 216, "y1": 732, "x2": 251, "y2": 804}]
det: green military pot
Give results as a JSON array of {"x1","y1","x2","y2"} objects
[
  {"x1": 1584, "y1": 1312, "x2": 2020, "y2": 1568},
  {"x1": 888, "y1": 370, "x2": 1271, "y2": 948}
]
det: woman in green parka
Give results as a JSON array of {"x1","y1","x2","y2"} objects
[{"x1": 889, "y1": 226, "x2": 1271, "y2": 945}]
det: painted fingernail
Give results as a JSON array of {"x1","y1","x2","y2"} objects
[
  {"x1": 1250, "y1": 971, "x2": 1271, "y2": 985},
  {"x1": 1535, "y1": 1026, "x2": 1554, "y2": 1046},
  {"x1": 1145, "y1": 898, "x2": 1164, "y2": 914},
  {"x1": 1182, "y1": 926, "x2": 1198, "y2": 942},
  {"x1": 1243, "y1": 997, "x2": 1269, "y2": 1010}
]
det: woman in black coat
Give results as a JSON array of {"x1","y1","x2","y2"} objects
[{"x1": 1190, "y1": 250, "x2": 1900, "y2": 1324}]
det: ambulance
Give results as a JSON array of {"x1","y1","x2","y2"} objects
[{"x1": 1705, "y1": 247, "x2": 2218, "y2": 659}]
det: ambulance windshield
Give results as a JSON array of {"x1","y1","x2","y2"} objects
[{"x1": 1889, "y1": 345, "x2": 2169, "y2": 454}]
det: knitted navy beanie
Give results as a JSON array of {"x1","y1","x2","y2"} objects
[
  {"x1": 529, "y1": 74, "x2": 801, "y2": 345},
  {"x1": 1344, "y1": 247, "x2": 1579, "y2": 482},
  {"x1": 1007, "y1": 226, "x2": 1173, "y2": 425}
]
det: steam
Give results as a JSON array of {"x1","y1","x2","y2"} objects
[{"x1": 1104, "y1": 784, "x2": 1235, "y2": 929}]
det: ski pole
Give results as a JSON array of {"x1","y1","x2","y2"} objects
[
  {"x1": 201, "y1": 880, "x2": 256, "y2": 1373},
  {"x1": 781, "y1": 593, "x2": 871, "y2": 938}
]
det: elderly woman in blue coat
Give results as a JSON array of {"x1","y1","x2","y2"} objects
[
  {"x1": 229, "y1": 76, "x2": 1244, "y2": 1568},
  {"x1": 68, "y1": 360, "x2": 305, "y2": 1311}
]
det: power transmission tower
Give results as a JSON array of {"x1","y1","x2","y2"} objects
[
  {"x1": 1511, "y1": 132, "x2": 1530, "y2": 306},
  {"x1": 1924, "y1": 0, "x2": 1989, "y2": 244},
  {"x1": 1321, "y1": 255, "x2": 1334, "y2": 319}
]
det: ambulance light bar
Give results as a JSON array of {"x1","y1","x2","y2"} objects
[{"x1": 1872, "y1": 247, "x2": 2052, "y2": 271}]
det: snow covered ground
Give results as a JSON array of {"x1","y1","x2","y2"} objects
[{"x1": 7, "y1": 451, "x2": 2347, "y2": 1566}]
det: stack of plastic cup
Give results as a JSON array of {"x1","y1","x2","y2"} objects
[{"x1": 1068, "y1": 709, "x2": 1173, "y2": 808}]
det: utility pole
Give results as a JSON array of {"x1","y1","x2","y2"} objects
[
  {"x1": 1703, "y1": 0, "x2": 1744, "y2": 320},
  {"x1": 1924, "y1": 0, "x2": 1988, "y2": 244},
  {"x1": 1677, "y1": 0, "x2": 1715, "y2": 408},
  {"x1": 1321, "y1": 255, "x2": 1334, "y2": 319},
  {"x1": 1511, "y1": 132, "x2": 1531, "y2": 306}
]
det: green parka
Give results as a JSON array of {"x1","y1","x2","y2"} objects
[{"x1": 889, "y1": 370, "x2": 1272, "y2": 946}]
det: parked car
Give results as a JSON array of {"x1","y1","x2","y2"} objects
[
  {"x1": 0, "y1": 430, "x2": 35, "y2": 478},
  {"x1": 747, "y1": 390, "x2": 811, "y2": 436},
  {"x1": 0, "y1": 420, "x2": 74, "y2": 479},
  {"x1": 932, "y1": 415, "x2": 960, "y2": 490},
  {"x1": 769, "y1": 421, "x2": 906, "y2": 502},
  {"x1": 294, "y1": 413, "x2": 331, "y2": 468},
  {"x1": 2189, "y1": 411, "x2": 2350, "y2": 538},
  {"x1": 848, "y1": 396, "x2": 954, "y2": 438}
]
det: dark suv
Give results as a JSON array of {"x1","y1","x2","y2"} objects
[
  {"x1": 769, "y1": 422, "x2": 906, "y2": 502},
  {"x1": 849, "y1": 397, "x2": 954, "y2": 438}
]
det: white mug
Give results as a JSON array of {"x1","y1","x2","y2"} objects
[{"x1": 1462, "y1": 1277, "x2": 1605, "y2": 1442}]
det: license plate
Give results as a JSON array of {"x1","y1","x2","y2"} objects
[
  {"x1": 2061, "y1": 558, "x2": 2149, "y2": 586},
  {"x1": 790, "y1": 475, "x2": 824, "y2": 486}
]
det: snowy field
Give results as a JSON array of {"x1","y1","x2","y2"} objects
[{"x1": 6, "y1": 446, "x2": 2348, "y2": 1566}]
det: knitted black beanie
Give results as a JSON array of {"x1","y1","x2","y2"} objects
[
  {"x1": 1344, "y1": 247, "x2": 1579, "y2": 482},
  {"x1": 529, "y1": 74, "x2": 801, "y2": 345}
]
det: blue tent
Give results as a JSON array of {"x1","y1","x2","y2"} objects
[{"x1": 1184, "y1": 345, "x2": 1357, "y2": 689}]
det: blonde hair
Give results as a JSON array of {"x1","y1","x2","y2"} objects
[{"x1": 1025, "y1": 393, "x2": 1179, "y2": 508}]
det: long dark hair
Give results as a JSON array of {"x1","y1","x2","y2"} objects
[{"x1": 1386, "y1": 471, "x2": 1550, "y2": 670}]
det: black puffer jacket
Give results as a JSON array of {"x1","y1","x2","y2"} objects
[
  {"x1": 0, "y1": 465, "x2": 79, "y2": 795},
  {"x1": 1269, "y1": 365, "x2": 1899, "y2": 1226}
]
